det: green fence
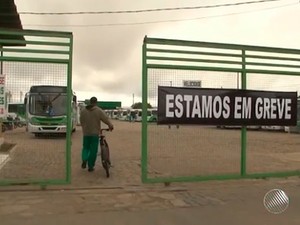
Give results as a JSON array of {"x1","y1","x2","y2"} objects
[
  {"x1": 0, "y1": 29, "x2": 73, "y2": 186},
  {"x1": 142, "y1": 36, "x2": 300, "y2": 183}
]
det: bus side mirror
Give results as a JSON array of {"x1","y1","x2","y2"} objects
[
  {"x1": 73, "y1": 96, "x2": 77, "y2": 102},
  {"x1": 24, "y1": 98, "x2": 27, "y2": 105}
]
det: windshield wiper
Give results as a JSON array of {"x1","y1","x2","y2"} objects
[{"x1": 51, "y1": 93, "x2": 61, "y2": 103}]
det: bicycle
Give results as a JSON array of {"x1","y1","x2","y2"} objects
[{"x1": 98, "y1": 128, "x2": 111, "y2": 178}]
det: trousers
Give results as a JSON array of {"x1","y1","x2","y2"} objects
[{"x1": 81, "y1": 135, "x2": 99, "y2": 169}]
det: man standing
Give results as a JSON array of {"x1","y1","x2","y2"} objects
[{"x1": 80, "y1": 97, "x2": 114, "y2": 172}]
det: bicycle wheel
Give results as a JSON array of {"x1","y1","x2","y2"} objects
[{"x1": 100, "y1": 140, "x2": 110, "y2": 178}]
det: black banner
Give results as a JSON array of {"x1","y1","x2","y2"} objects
[{"x1": 157, "y1": 86, "x2": 297, "y2": 126}]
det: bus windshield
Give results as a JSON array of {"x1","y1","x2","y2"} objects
[{"x1": 29, "y1": 93, "x2": 67, "y2": 116}]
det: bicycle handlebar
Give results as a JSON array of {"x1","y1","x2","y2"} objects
[
  {"x1": 99, "y1": 128, "x2": 110, "y2": 136},
  {"x1": 101, "y1": 128, "x2": 110, "y2": 132}
]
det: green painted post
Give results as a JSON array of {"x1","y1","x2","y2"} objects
[
  {"x1": 66, "y1": 33, "x2": 73, "y2": 184},
  {"x1": 141, "y1": 37, "x2": 148, "y2": 183},
  {"x1": 241, "y1": 50, "x2": 247, "y2": 176}
]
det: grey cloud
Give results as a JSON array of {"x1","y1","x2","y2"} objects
[{"x1": 14, "y1": 0, "x2": 300, "y2": 105}]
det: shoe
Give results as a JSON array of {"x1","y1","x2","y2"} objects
[
  {"x1": 88, "y1": 168, "x2": 94, "y2": 172},
  {"x1": 81, "y1": 161, "x2": 87, "y2": 169}
]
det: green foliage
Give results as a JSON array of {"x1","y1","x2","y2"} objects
[{"x1": 131, "y1": 102, "x2": 152, "y2": 109}]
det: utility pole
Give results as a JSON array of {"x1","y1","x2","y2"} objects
[
  {"x1": 8, "y1": 91, "x2": 11, "y2": 103},
  {"x1": 132, "y1": 93, "x2": 134, "y2": 106}
]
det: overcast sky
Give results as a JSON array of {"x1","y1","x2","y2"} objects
[{"x1": 13, "y1": 0, "x2": 300, "y2": 107}]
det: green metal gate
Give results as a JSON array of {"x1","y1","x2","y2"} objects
[
  {"x1": 142, "y1": 36, "x2": 300, "y2": 183},
  {"x1": 0, "y1": 29, "x2": 73, "y2": 186}
]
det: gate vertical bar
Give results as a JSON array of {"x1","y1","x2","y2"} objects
[
  {"x1": 66, "y1": 33, "x2": 73, "y2": 184},
  {"x1": 141, "y1": 38, "x2": 148, "y2": 182},
  {"x1": 241, "y1": 49, "x2": 247, "y2": 176}
]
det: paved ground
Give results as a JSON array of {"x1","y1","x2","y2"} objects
[
  {"x1": 0, "y1": 176, "x2": 300, "y2": 225},
  {"x1": 0, "y1": 120, "x2": 300, "y2": 224},
  {"x1": 1, "y1": 120, "x2": 300, "y2": 187},
  {"x1": 2, "y1": 206, "x2": 299, "y2": 225},
  {"x1": 0, "y1": 121, "x2": 146, "y2": 186}
]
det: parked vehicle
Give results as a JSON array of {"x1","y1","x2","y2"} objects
[
  {"x1": 24, "y1": 85, "x2": 77, "y2": 137},
  {"x1": 111, "y1": 110, "x2": 119, "y2": 119},
  {"x1": 284, "y1": 97, "x2": 300, "y2": 133},
  {"x1": 261, "y1": 126, "x2": 284, "y2": 131},
  {"x1": 147, "y1": 108, "x2": 157, "y2": 122}
]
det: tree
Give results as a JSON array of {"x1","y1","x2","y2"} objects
[{"x1": 131, "y1": 102, "x2": 152, "y2": 109}]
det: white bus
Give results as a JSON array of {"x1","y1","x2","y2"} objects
[
  {"x1": 134, "y1": 108, "x2": 157, "y2": 122},
  {"x1": 24, "y1": 85, "x2": 77, "y2": 136},
  {"x1": 147, "y1": 108, "x2": 157, "y2": 122},
  {"x1": 118, "y1": 109, "x2": 129, "y2": 121},
  {"x1": 285, "y1": 97, "x2": 300, "y2": 133}
]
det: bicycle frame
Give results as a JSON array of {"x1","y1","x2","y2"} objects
[
  {"x1": 99, "y1": 128, "x2": 110, "y2": 151},
  {"x1": 99, "y1": 128, "x2": 111, "y2": 177}
]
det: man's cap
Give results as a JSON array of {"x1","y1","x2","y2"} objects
[{"x1": 90, "y1": 97, "x2": 97, "y2": 104}]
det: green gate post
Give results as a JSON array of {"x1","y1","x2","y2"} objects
[
  {"x1": 241, "y1": 50, "x2": 247, "y2": 176},
  {"x1": 141, "y1": 39, "x2": 148, "y2": 183},
  {"x1": 66, "y1": 34, "x2": 74, "y2": 184}
]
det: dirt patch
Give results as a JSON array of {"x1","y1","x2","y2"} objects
[{"x1": 0, "y1": 142, "x2": 16, "y2": 153}]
